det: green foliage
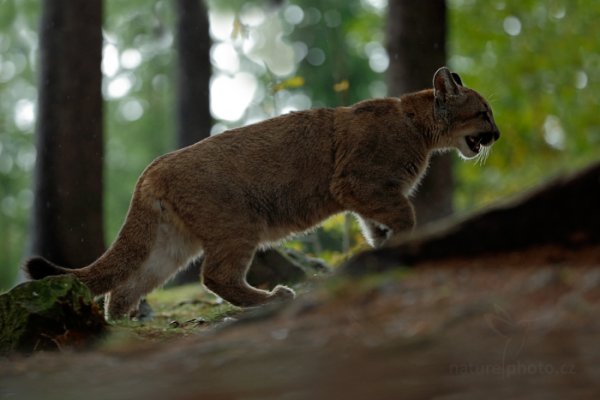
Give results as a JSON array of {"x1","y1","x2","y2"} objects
[
  {"x1": 0, "y1": 0, "x2": 39, "y2": 288},
  {"x1": 448, "y1": 0, "x2": 600, "y2": 211},
  {"x1": 288, "y1": 0, "x2": 384, "y2": 107}
]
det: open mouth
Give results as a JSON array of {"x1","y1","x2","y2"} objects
[{"x1": 465, "y1": 131, "x2": 497, "y2": 154}]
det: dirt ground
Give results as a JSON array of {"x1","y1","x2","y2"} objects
[{"x1": 1, "y1": 245, "x2": 600, "y2": 400}]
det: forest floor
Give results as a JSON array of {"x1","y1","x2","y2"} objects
[{"x1": 1, "y1": 244, "x2": 600, "y2": 400}]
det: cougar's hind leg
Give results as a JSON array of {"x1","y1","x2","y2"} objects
[
  {"x1": 104, "y1": 270, "x2": 175, "y2": 320},
  {"x1": 201, "y1": 241, "x2": 295, "y2": 307},
  {"x1": 104, "y1": 270, "x2": 170, "y2": 320},
  {"x1": 104, "y1": 220, "x2": 202, "y2": 320},
  {"x1": 103, "y1": 288, "x2": 142, "y2": 320},
  {"x1": 104, "y1": 257, "x2": 189, "y2": 320}
]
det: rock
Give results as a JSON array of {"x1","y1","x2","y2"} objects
[
  {"x1": 131, "y1": 298, "x2": 154, "y2": 321},
  {"x1": 0, "y1": 275, "x2": 106, "y2": 354},
  {"x1": 247, "y1": 248, "x2": 331, "y2": 289},
  {"x1": 247, "y1": 249, "x2": 307, "y2": 289},
  {"x1": 281, "y1": 248, "x2": 330, "y2": 273}
]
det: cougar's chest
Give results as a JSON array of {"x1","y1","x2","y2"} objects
[{"x1": 398, "y1": 154, "x2": 431, "y2": 196}]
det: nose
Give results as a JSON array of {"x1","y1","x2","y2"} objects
[
  {"x1": 494, "y1": 130, "x2": 500, "y2": 141},
  {"x1": 479, "y1": 131, "x2": 496, "y2": 145}
]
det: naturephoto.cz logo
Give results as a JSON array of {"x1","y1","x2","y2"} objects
[
  {"x1": 448, "y1": 304, "x2": 576, "y2": 378},
  {"x1": 449, "y1": 361, "x2": 576, "y2": 378}
]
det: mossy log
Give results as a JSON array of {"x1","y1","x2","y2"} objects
[{"x1": 0, "y1": 275, "x2": 106, "y2": 354}]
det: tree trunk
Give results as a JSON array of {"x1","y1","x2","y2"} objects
[
  {"x1": 174, "y1": 0, "x2": 211, "y2": 148},
  {"x1": 170, "y1": 0, "x2": 212, "y2": 285},
  {"x1": 386, "y1": 0, "x2": 454, "y2": 226},
  {"x1": 29, "y1": 0, "x2": 105, "y2": 267}
]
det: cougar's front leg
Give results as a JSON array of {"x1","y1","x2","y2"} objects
[
  {"x1": 356, "y1": 216, "x2": 392, "y2": 248},
  {"x1": 333, "y1": 178, "x2": 416, "y2": 247},
  {"x1": 354, "y1": 197, "x2": 415, "y2": 247}
]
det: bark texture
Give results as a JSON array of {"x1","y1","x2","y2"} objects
[
  {"x1": 31, "y1": 0, "x2": 105, "y2": 267},
  {"x1": 174, "y1": 0, "x2": 211, "y2": 148}
]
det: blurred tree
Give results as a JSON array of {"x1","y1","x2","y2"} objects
[
  {"x1": 386, "y1": 0, "x2": 454, "y2": 226},
  {"x1": 170, "y1": 0, "x2": 212, "y2": 285},
  {"x1": 174, "y1": 0, "x2": 211, "y2": 148},
  {"x1": 29, "y1": 0, "x2": 105, "y2": 267}
]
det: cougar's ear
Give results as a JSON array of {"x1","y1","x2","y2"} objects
[
  {"x1": 433, "y1": 67, "x2": 460, "y2": 100},
  {"x1": 451, "y1": 72, "x2": 463, "y2": 86}
]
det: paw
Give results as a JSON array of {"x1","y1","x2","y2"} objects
[
  {"x1": 269, "y1": 285, "x2": 295, "y2": 302},
  {"x1": 369, "y1": 236, "x2": 387, "y2": 248},
  {"x1": 368, "y1": 233, "x2": 390, "y2": 249},
  {"x1": 363, "y1": 222, "x2": 391, "y2": 248}
]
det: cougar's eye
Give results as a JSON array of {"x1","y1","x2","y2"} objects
[{"x1": 477, "y1": 111, "x2": 489, "y2": 121}]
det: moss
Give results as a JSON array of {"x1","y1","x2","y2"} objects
[
  {"x1": 147, "y1": 283, "x2": 240, "y2": 322},
  {"x1": 105, "y1": 284, "x2": 240, "y2": 344},
  {"x1": 0, "y1": 276, "x2": 106, "y2": 354}
]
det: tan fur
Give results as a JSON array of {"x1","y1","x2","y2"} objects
[{"x1": 25, "y1": 67, "x2": 499, "y2": 319}]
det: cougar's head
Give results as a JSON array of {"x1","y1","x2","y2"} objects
[{"x1": 432, "y1": 67, "x2": 500, "y2": 160}]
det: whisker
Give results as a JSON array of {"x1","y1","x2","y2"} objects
[
  {"x1": 475, "y1": 151, "x2": 483, "y2": 166},
  {"x1": 475, "y1": 147, "x2": 490, "y2": 166},
  {"x1": 483, "y1": 147, "x2": 491, "y2": 165}
]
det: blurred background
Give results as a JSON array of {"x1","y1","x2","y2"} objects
[{"x1": 0, "y1": 0, "x2": 598, "y2": 289}]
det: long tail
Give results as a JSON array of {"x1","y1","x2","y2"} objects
[{"x1": 23, "y1": 188, "x2": 160, "y2": 296}]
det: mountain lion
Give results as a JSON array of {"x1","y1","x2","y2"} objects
[{"x1": 25, "y1": 67, "x2": 500, "y2": 319}]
